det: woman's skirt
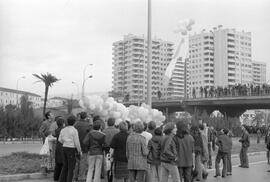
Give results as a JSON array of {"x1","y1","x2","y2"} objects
[{"x1": 114, "y1": 161, "x2": 129, "y2": 179}]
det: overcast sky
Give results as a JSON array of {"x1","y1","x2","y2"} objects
[{"x1": 0, "y1": 0, "x2": 269, "y2": 98}]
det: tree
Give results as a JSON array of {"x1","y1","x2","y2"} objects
[
  {"x1": 252, "y1": 111, "x2": 265, "y2": 127},
  {"x1": 33, "y1": 73, "x2": 60, "y2": 116}
]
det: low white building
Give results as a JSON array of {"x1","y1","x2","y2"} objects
[{"x1": 0, "y1": 87, "x2": 42, "y2": 109}]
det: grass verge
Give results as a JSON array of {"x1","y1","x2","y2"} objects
[{"x1": 0, "y1": 152, "x2": 42, "y2": 175}]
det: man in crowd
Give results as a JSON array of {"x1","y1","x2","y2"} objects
[
  {"x1": 239, "y1": 126, "x2": 250, "y2": 168},
  {"x1": 73, "y1": 112, "x2": 92, "y2": 182},
  {"x1": 214, "y1": 129, "x2": 232, "y2": 178}
]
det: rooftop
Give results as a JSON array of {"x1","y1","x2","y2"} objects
[{"x1": 0, "y1": 87, "x2": 41, "y2": 97}]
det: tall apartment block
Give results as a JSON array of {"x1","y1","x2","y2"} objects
[
  {"x1": 112, "y1": 34, "x2": 174, "y2": 101},
  {"x1": 188, "y1": 25, "x2": 253, "y2": 95},
  {"x1": 252, "y1": 61, "x2": 266, "y2": 85}
]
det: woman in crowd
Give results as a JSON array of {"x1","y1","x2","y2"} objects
[
  {"x1": 58, "y1": 115, "x2": 82, "y2": 182},
  {"x1": 160, "y1": 122, "x2": 180, "y2": 182},
  {"x1": 53, "y1": 117, "x2": 65, "y2": 181},
  {"x1": 147, "y1": 127, "x2": 162, "y2": 182},
  {"x1": 110, "y1": 121, "x2": 130, "y2": 182},
  {"x1": 126, "y1": 121, "x2": 149, "y2": 182}
]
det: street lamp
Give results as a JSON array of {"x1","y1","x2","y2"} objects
[
  {"x1": 72, "y1": 81, "x2": 80, "y2": 99},
  {"x1": 16, "y1": 76, "x2": 26, "y2": 107},
  {"x1": 82, "y1": 64, "x2": 93, "y2": 98},
  {"x1": 82, "y1": 75, "x2": 93, "y2": 98}
]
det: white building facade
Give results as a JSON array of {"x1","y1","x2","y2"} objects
[
  {"x1": 252, "y1": 61, "x2": 266, "y2": 85},
  {"x1": 188, "y1": 26, "x2": 254, "y2": 96},
  {"x1": 0, "y1": 87, "x2": 42, "y2": 109},
  {"x1": 112, "y1": 34, "x2": 175, "y2": 102}
]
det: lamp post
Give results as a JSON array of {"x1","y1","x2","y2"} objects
[
  {"x1": 147, "y1": 0, "x2": 152, "y2": 107},
  {"x1": 82, "y1": 64, "x2": 93, "y2": 98},
  {"x1": 16, "y1": 76, "x2": 25, "y2": 107},
  {"x1": 71, "y1": 81, "x2": 80, "y2": 99},
  {"x1": 82, "y1": 75, "x2": 93, "y2": 98}
]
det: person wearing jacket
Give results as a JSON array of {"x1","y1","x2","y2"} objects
[
  {"x1": 73, "y1": 112, "x2": 92, "y2": 182},
  {"x1": 84, "y1": 119, "x2": 106, "y2": 182},
  {"x1": 190, "y1": 125, "x2": 204, "y2": 181},
  {"x1": 58, "y1": 115, "x2": 82, "y2": 182},
  {"x1": 147, "y1": 127, "x2": 162, "y2": 182},
  {"x1": 239, "y1": 126, "x2": 250, "y2": 168},
  {"x1": 214, "y1": 129, "x2": 232, "y2": 178},
  {"x1": 52, "y1": 117, "x2": 65, "y2": 181},
  {"x1": 160, "y1": 122, "x2": 180, "y2": 182},
  {"x1": 126, "y1": 121, "x2": 149, "y2": 182},
  {"x1": 173, "y1": 121, "x2": 194, "y2": 182},
  {"x1": 225, "y1": 129, "x2": 233, "y2": 175},
  {"x1": 110, "y1": 121, "x2": 130, "y2": 182}
]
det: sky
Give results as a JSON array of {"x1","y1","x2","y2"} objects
[{"x1": 0, "y1": 0, "x2": 269, "y2": 98}]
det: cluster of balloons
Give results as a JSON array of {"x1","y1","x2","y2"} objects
[
  {"x1": 174, "y1": 19, "x2": 195, "y2": 36},
  {"x1": 80, "y1": 95, "x2": 165, "y2": 126}
]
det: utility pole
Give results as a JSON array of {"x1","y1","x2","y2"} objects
[{"x1": 147, "y1": 0, "x2": 152, "y2": 107}]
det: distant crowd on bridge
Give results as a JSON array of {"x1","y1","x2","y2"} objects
[{"x1": 192, "y1": 83, "x2": 270, "y2": 99}]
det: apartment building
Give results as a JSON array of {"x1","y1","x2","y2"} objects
[
  {"x1": 112, "y1": 34, "x2": 174, "y2": 101},
  {"x1": 252, "y1": 61, "x2": 267, "y2": 85}
]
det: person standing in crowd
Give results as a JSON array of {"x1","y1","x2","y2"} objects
[
  {"x1": 84, "y1": 119, "x2": 106, "y2": 182},
  {"x1": 110, "y1": 121, "x2": 130, "y2": 182},
  {"x1": 126, "y1": 121, "x2": 149, "y2": 182},
  {"x1": 73, "y1": 112, "x2": 92, "y2": 182},
  {"x1": 174, "y1": 121, "x2": 195, "y2": 182},
  {"x1": 160, "y1": 122, "x2": 180, "y2": 182},
  {"x1": 190, "y1": 126, "x2": 204, "y2": 181},
  {"x1": 103, "y1": 117, "x2": 120, "y2": 180},
  {"x1": 210, "y1": 126, "x2": 217, "y2": 152},
  {"x1": 39, "y1": 111, "x2": 54, "y2": 144},
  {"x1": 147, "y1": 127, "x2": 162, "y2": 182},
  {"x1": 206, "y1": 124, "x2": 214, "y2": 169},
  {"x1": 239, "y1": 126, "x2": 250, "y2": 168},
  {"x1": 147, "y1": 121, "x2": 157, "y2": 136},
  {"x1": 53, "y1": 117, "x2": 65, "y2": 181},
  {"x1": 214, "y1": 129, "x2": 232, "y2": 178},
  {"x1": 141, "y1": 122, "x2": 153, "y2": 182},
  {"x1": 225, "y1": 129, "x2": 233, "y2": 176},
  {"x1": 39, "y1": 111, "x2": 54, "y2": 171},
  {"x1": 265, "y1": 127, "x2": 270, "y2": 164},
  {"x1": 58, "y1": 115, "x2": 82, "y2": 182},
  {"x1": 199, "y1": 124, "x2": 209, "y2": 179}
]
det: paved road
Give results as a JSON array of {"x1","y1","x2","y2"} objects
[{"x1": 21, "y1": 161, "x2": 270, "y2": 182}]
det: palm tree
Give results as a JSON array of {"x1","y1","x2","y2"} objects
[{"x1": 33, "y1": 73, "x2": 60, "y2": 116}]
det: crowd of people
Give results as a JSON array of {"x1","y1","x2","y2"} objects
[
  {"x1": 39, "y1": 111, "x2": 270, "y2": 182},
  {"x1": 191, "y1": 83, "x2": 270, "y2": 99}
]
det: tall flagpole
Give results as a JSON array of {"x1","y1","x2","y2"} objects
[{"x1": 147, "y1": 0, "x2": 152, "y2": 107}]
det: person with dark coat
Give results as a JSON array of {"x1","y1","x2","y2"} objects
[
  {"x1": 83, "y1": 119, "x2": 106, "y2": 182},
  {"x1": 225, "y1": 130, "x2": 233, "y2": 175},
  {"x1": 147, "y1": 127, "x2": 162, "y2": 182},
  {"x1": 110, "y1": 121, "x2": 130, "y2": 182},
  {"x1": 190, "y1": 125, "x2": 204, "y2": 181},
  {"x1": 173, "y1": 121, "x2": 194, "y2": 182},
  {"x1": 214, "y1": 129, "x2": 232, "y2": 178},
  {"x1": 53, "y1": 117, "x2": 64, "y2": 181},
  {"x1": 73, "y1": 112, "x2": 92, "y2": 182},
  {"x1": 239, "y1": 126, "x2": 250, "y2": 168},
  {"x1": 160, "y1": 122, "x2": 180, "y2": 182}
]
